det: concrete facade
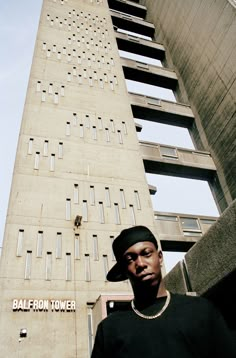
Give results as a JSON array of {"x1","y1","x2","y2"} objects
[
  {"x1": 141, "y1": 0, "x2": 236, "y2": 212},
  {"x1": 0, "y1": 0, "x2": 235, "y2": 356}
]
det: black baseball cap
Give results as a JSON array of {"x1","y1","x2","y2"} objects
[{"x1": 106, "y1": 226, "x2": 158, "y2": 282}]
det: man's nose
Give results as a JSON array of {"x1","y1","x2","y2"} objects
[{"x1": 135, "y1": 256, "x2": 147, "y2": 269}]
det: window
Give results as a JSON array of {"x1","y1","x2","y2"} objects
[
  {"x1": 34, "y1": 152, "x2": 40, "y2": 170},
  {"x1": 73, "y1": 113, "x2": 77, "y2": 126},
  {"x1": 93, "y1": 235, "x2": 99, "y2": 260},
  {"x1": 134, "y1": 190, "x2": 141, "y2": 210},
  {"x1": 85, "y1": 115, "x2": 90, "y2": 128},
  {"x1": 66, "y1": 199, "x2": 71, "y2": 220},
  {"x1": 85, "y1": 254, "x2": 91, "y2": 281},
  {"x1": 74, "y1": 184, "x2": 79, "y2": 204},
  {"x1": 46, "y1": 252, "x2": 52, "y2": 280},
  {"x1": 120, "y1": 189, "x2": 126, "y2": 209},
  {"x1": 114, "y1": 203, "x2": 121, "y2": 225},
  {"x1": 80, "y1": 124, "x2": 84, "y2": 138},
  {"x1": 87, "y1": 308, "x2": 94, "y2": 356},
  {"x1": 50, "y1": 154, "x2": 55, "y2": 171},
  {"x1": 117, "y1": 130, "x2": 123, "y2": 144},
  {"x1": 99, "y1": 202, "x2": 105, "y2": 223},
  {"x1": 103, "y1": 255, "x2": 109, "y2": 280},
  {"x1": 129, "y1": 205, "x2": 136, "y2": 225},
  {"x1": 110, "y1": 119, "x2": 115, "y2": 132},
  {"x1": 105, "y1": 187, "x2": 111, "y2": 207},
  {"x1": 105, "y1": 128, "x2": 110, "y2": 142},
  {"x1": 58, "y1": 142, "x2": 63, "y2": 159},
  {"x1": 155, "y1": 215, "x2": 178, "y2": 222},
  {"x1": 66, "y1": 122, "x2": 71, "y2": 136},
  {"x1": 75, "y1": 234, "x2": 80, "y2": 259},
  {"x1": 160, "y1": 146, "x2": 178, "y2": 160},
  {"x1": 16, "y1": 229, "x2": 24, "y2": 257},
  {"x1": 110, "y1": 236, "x2": 115, "y2": 260},
  {"x1": 180, "y1": 217, "x2": 202, "y2": 237},
  {"x1": 36, "y1": 231, "x2": 43, "y2": 257},
  {"x1": 56, "y1": 232, "x2": 62, "y2": 259},
  {"x1": 28, "y1": 138, "x2": 34, "y2": 155},
  {"x1": 43, "y1": 140, "x2": 49, "y2": 156},
  {"x1": 83, "y1": 200, "x2": 88, "y2": 221},
  {"x1": 92, "y1": 126, "x2": 97, "y2": 140},
  {"x1": 122, "y1": 121, "x2": 127, "y2": 135},
  {"x1": 66, "y1": 253, "x2": 72, "y2": 281},
  {"x1": 25, "y1": 251, "x2": 32, "y2": 280}
]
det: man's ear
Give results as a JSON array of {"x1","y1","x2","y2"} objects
[{"x1": 158, "y1": 250, "x2": 163, "y2": 264}]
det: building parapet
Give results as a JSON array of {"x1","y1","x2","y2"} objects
[{"x1": 140, "y1": 141, "x2": 216, "y2": 180}]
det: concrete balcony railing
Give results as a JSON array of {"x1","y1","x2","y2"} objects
[
  {"x1": 116, "y1": 31, "x2": 165, "y2": 60},
  {"x1": 140, "y1": 141, "x2": 216, "y2": 180},
  {"x1": 110, "y1": 10, "x2": 155, "y2": 38},
  {"x1": 154, "y1": 211, "x2": 218, "y2": 248},
  {"x1": 130, "y1": 93, "x2": 194, "y2": 128},
  {"x1": 108, "y1": 0, "x2": 147, "y2": 19},
  {"x1": 121, "y1": 58, "x2": 178, "y2": 89}
]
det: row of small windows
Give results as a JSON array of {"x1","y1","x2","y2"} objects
[
  {"x1": 66, "y1": 114, "x2": 128, "y2": 136},
  {"x1": 42, "y1": 43, "x2": 114, "y2": 67},
  {"x1": 46, "y1": 14, "x2": 108, "y2": 32},
  {"x1": 65, "y1": 198, "x2": 139, "y2": 225},
  {"x1": 36, "y1": 81, "x2": 65, "y2": 104},
  {"x1": 24, "y1": 250, "x2": 108, "y2": 281},
  {"x1": 67, "y1": 71, "x2": 118, "y2": 90},
  {"x1": 17, "y1": 230, "x2": 116, "y2": 262}
]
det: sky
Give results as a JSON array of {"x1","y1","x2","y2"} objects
[{"x1": 0, "y1": 1, "x2": 219, "y2": 271}]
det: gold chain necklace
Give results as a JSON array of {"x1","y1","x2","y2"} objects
[{"x1": 131, "y1": 290, "x2": 171, "y2": 320}]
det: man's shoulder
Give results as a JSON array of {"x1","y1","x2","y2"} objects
[
  {"x1": 170, "y1": 292, "x2": 216, "y2": 312},
  {"x1": 99, "y1": 302, "x2": 132, "y2": 326}
]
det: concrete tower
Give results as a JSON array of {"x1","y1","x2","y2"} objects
[{"x1": 0, "y1": 0, "x2": 235, "y2": 356}]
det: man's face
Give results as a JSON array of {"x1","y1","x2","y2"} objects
[{"x1": 122, "y1": 241, "x2": 163, "y2": 288}]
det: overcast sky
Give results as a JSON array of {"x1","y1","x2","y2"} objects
[{"x1": 0, "y1": 2, "x2": 219, "y2": 270}]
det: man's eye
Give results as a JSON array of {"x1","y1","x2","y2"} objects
[
  {"x1": 144, "y1": 251, "x2": 152, "y2": 257},
  {"x1": 125, "y1": 256, "x2": 133, "y2": 263}
]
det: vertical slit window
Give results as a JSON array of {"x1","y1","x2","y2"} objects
[
  {"x1": 56, "y1": 232, "x2": 62, "y2": 259},
  {"x1": 85, "y1": 254, "x2": 91, "y2": 281},
  {"x1": 66, "y1": 121, "x2": 71, "y2": 136},
  {"x1": 120, "y1": 189, "x2": 126, "y2": 209},
  {"x1": 114, "y1": 203, "x2": 121, "y2": 225},
  {"x1": 122, "y1": 121, "x2": 127, "y2": 135},
  {"x1": 50, "y1": 154, "x2": 55, "y2": 171},
  {"x1": 90, "y1": 186, "x2": 95, "y2": 206},
  {"x1": 36, "y1": 81, "x2": 41, "y2": 92},
  {"x1": 93, "y1": 235, "x2": 99, "y2": 261},
  {"x1": 82, "y1": 200, "x2": 88, "y2": 221},
  {"x1": 73, "y1": 113, "x2": 77, "y2": 126},
  {"x1": 87, "y1": 308, "x2": 94, "y2": 356},
  {"x1": 43, "y1": 140, "x2": 49, "y2": 156},
  {"x1": 110, "y1": 236, "x2": 115, "y2": 260},
  {"x1": 98, "y1": 116, "x2": 103, "y2": 129},
  {"x1": 34, "y1": 152, "x2": 40, "y2": 170},
  {"x1": 105, "y1": 187, "x2": 111, "y2": 207},
  {"x1": 129, "y1": 205, "x2": 136, "y2": 225},
  {"x1": 117, "y1": 130, "x2": 123, "y2": 144},
  {"x1": 58, "y1": 142, "x2": 63, "y2": 159},
  {"x1": 66, "y1": 199, "x2": 71, "y2": 220},
  {"x1": 80, "y1": 124, "x2": 84, "y2": 138},
  {"x1": 110, "y1": 119, "x2": 115, "y2": 132},
  {"x1": 24, "y1": 251, "x2": 32, "y2": 280},
  {"x1": 42, "y1": 90, "x2": 46, "y2": 102},
  {"x1": 46, "y1": 252, "x2": 52, "y2": 280},
  {"x1": 74, "y1": 184, "x2": 79, "y2": 204},
  {"x1": 28, "y1": 138, "x2": 34, "y2": 155},
  {"x1": 66, "y1": 253, "x2": 72, "y2": 281},
  {"x1": 99, "y1": 202, "x2": 105, "y2": 223},
  {"x1": 103, "y1": 255, "x2": 109, "y2": 280},
  {"x1": 92, "y1": 126, "x2": 97, "y2": 140},
  {"x1": 36, "y1": 231, "x2": 43, "y2": 257},
  {"x1": 134, "y1": 190, "x2": 141, "y2": 210},
  {"x1": 75, "y1": 234, "x2": 80, "y2": 259},
  {"x1": 85, "y1": 115, "x2": 90, "y2": 128},
  {"x1": 16, "y1": 229, "x2": 24, "y2": 257},
  {"x1": 105, "y1": 128, "x2": 110, "y2": 142}
]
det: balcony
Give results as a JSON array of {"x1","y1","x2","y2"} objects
[
  {"x1": 130, "y1": 93, "x2": 194, "y2": 128},
  {"x1": 140, "y1": 141, "x2": 216, "y2": 180},
  {"x1": 110, "y1": 10, "x2": 155, "y2": 38},
  {"x1": 116, "y1": 31, "x2": 165, "y2": 60},
  {"x1": 122, "y1": 58, "x2": 178, "y2": 90},
  {"x1": 154, "y1": 211, "x2": 218, "y2": 248},
  {"x1": 108, "y1": 0, "x2": 147, "y2": 19}
]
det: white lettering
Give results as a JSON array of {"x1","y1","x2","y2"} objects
[{"x1": 12, "y1": 299, "x2": 76, "y2": 312}]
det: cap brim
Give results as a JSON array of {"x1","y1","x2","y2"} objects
[{"x1": 106, "y1": 262, "x2": 128, "y2": 282}]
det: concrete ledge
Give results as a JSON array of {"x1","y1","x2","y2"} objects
[
  {"x1": 185, "y1": 199, "x2": 236, "y2": 295},
  {"x1": 164, "y1": 261, "x2": 188, "y2": 294}
]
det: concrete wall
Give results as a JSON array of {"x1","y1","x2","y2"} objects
[{"x1": 141, "y1": 0, "x2": 236, "y2": 212}]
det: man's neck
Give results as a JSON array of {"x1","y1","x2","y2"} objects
[{"x1": 133, "y1": 281, "x2": 167, "y2": 309}]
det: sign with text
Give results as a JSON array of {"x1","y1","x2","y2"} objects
[{"x1": 12, "y1": 299, "x2": 76, "y2": 312}]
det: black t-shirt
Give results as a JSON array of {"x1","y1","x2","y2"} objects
[{"x1": 91, "y1": 293, "x2": 235, "y2": 358}]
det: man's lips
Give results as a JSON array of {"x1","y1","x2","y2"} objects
[{"x1": 139, "y1": 273, "x2": 154, "y2": 281}]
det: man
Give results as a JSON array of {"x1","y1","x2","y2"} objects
[{"x1": 91, "y1": 226, "x2": 235, "y2": 357}]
